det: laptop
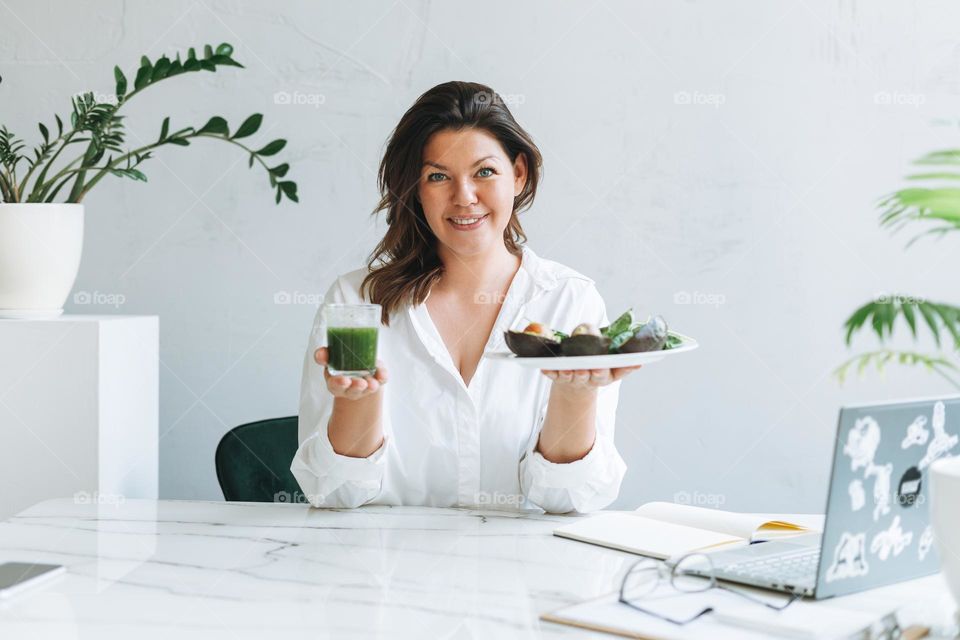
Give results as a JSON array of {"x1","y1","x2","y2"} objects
[{"x1": 689, "y1": 395, "x2": 959, "y2": 599}]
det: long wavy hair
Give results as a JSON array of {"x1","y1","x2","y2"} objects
[{"x1": 360, "y1": 81, "x2": 543, "y2": 326}]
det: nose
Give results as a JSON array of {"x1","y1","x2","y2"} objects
[{"x1": 452, "y1": 177, "x2": 478, "y2": 207}]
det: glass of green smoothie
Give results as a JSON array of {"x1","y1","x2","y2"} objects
[{"x1": 323, "y1": 303, "x2": 381, "y2": 377}]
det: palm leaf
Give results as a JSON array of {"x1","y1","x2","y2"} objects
[
  {"x1": 879, "y1": 150, "x2": 960, "y2": 244},
  {"x1": 835, "y1": 350, "x2": 960, "y2": 389},
  {"x1": 842, "y1": 295, "x2": 960, "y2": 348}
]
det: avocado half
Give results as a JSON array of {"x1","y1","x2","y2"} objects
[
  {"x1": 617, "y1": 315, "x2": 669, "y2": 353},
  {"x1": 504, "y1": 330, "x2": 562, "y2": 357},
  {"x1": 560, "y1": 334, "x2": 612, "y2": 356}
]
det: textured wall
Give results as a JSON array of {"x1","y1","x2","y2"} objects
[{"x1": 2, "y1": 0, "x2": 958, "y2": 511}]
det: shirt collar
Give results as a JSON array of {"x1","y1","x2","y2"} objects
[{"x1": 518, "y1": 244, "x2": 562, "y2": 293}]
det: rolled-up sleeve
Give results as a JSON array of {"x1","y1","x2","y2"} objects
[
  {"x1": 290, "y1": 278, "x2": 388, "y2": 508},
  {"x1": 519, "y1": 282, "x2": 628, "y2": 514}
]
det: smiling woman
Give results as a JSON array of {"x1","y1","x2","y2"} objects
[{"x1": 291, "y1": 81, "x2": 639, "y2": 514}]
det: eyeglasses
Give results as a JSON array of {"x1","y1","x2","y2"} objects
[{"x1": 617, "y1": 552, "x2": 803, "y2": 626}]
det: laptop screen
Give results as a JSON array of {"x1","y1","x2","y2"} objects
[{"x1": 815, "y1": 396, "x2": 959, "y2": 598}]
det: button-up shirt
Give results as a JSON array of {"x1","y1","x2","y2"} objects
[{"x1": 290, "y1": 245, "x2": 627, "y2": 513}]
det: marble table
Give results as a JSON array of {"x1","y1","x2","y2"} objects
[{"x1": 0, "y1": 499, "x2": 954, "y2": 639}]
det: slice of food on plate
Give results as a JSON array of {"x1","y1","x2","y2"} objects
[
  {"x1": 504, "y1": 322, "x2": 563, "y2": 357},
  {"x1": 504, "y1": 309, "x2": 682, "y2": 358}
]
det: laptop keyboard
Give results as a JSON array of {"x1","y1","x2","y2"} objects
[{"x1": 715, "y1": 548, "x2": 819, "y2": 586}]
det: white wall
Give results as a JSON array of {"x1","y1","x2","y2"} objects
[{"x1": 3, "y1": 0, "x2": 959, "y2": 512}]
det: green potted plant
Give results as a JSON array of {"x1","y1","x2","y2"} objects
[
  {"x1": 0, "y1": 42, "x2": 298, "y2": 318},
  {"x1": 837, "y1": 150, "x2": 960, "y2": 388}
]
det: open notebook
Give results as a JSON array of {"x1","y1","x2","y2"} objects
[
  {"x1": 554, "y1": 502, "x2": 823, "y2": 560},
  {"x1": 541, "y1": 589, "x2": 891, "y2": 640}
]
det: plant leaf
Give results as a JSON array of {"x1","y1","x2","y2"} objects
[
  {"x1": 256, "y1": 139, "x2": 286, "y2": 156},
  {"x1": 114, "y1": 65, "x2": 127, "y2": 97},
  {"x1": 835, "y1": 350, "x2": 960, "y2": 389},
  {"x1": 278, "y1": 180, "x2": 298, "y2": 202},
  {"x1": 232, "y1": 113, "x2": 262, "y2": 139},
  {"x1": 197, "y1": 116, "x2": 229, "y2": 136},
  {"x1": 917, "y1": 302, "x2": 941, "y2": 347}
]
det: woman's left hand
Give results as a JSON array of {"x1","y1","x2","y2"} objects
[{"x1": 540, "y1": 366, "x2": 642, "y2": 389}]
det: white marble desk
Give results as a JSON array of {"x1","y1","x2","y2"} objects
[{"x1": 0, "y1": 499, "x2": 954, "y2": 639}]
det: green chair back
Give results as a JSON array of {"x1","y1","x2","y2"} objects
[{"x1": 215, "y1": 417, "x2": 308, "y2": 503}]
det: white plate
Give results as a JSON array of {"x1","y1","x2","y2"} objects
[{"x1": 484, "y1": 333, "x2": 699, "y2": 370}]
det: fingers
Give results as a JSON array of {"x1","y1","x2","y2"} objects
[
  {"x1": 374, "y1": 360, "x2": 389, "y2": 384},
  {"x1": 328, "y1": 373, "x2": 384, "y2": 399},
  {"x1": 543, "y1": 366, "x2": 642, "y2": 386},
  {"x1": 611, "y1": 365, "x2": 643, "y2": 381},
  {"x1": 319, "y1": 348, "x2": 387, "y2": 398}
]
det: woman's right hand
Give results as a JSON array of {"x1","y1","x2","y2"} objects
[{"x1": 314, "y1": 347, "x2": 388, "y2": 400}]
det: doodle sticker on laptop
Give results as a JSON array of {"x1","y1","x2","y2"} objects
[
  {"x1": 870, "y1": 515, "x2": 913, "y2": 561},
  {"x1": 865, "y1": 462, "x2": 893, "y2": 521},
  {"x1": 901, "y1": 415, "x2": 930, "y2": 449},
  {"x1": 848, "y1": 479, "x2": 865, "y2": 512},
  {"x1": 919, "y1": 401, "x2": 958, "y2": 470},
  {"x1": 825, "y1": 532, "x2": 869, "y2": 583},
  {"x1": 844, "y1": 417, "x2": 881, "y2": 472},
  {"x1": 918, "y1": 525, "x2": 934, "y2": 561}
]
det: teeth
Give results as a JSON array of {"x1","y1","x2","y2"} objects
[{"x1": 451, "y1": 215, "x2": 484, "y2": 225}]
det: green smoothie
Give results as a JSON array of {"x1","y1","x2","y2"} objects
[{"x1": 327, "y1": 326, "x2": 378, "y2": 375}]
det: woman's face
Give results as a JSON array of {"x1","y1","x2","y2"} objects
[{"x1": 417, "y1": 127, "x2": 527, "y2": 258}]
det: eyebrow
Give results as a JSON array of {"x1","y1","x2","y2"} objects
[{"x1": 422, "y1": 155, "x2": 499, "y2": 171}]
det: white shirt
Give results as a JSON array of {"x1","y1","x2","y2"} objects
[{"x1": 290, "y1": 245, "x2": 627, "y2": 514}]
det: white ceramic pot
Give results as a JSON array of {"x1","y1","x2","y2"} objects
[
  {"x1": 0, "y1": 203, "x2": 84, "y2": 318},
  {"x1": 931, "y1": 455, "x2": 960, "y2": 610}
]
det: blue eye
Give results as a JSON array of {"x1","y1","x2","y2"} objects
[
  {"x1": 478, "y1": 167, "x2": 495, "y2": 177},
  {"x1": 427, "y1": 173, "x2": 446, "y2": 182}
]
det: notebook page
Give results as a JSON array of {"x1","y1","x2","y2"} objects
[
  {"x1": 554, "y1": 513, "x2": 743, "y2": 559},
  {"x1": 634, "y1": 503, "x2": 819, "y2": 540}
]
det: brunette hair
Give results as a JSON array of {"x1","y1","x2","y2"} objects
[{"x1": 360, "y1": 81, "x2": 543, "y2": 326}]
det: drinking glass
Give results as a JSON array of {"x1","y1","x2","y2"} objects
[{"x1": 323, "y1": 303, "x2": 381, "y2": 377}]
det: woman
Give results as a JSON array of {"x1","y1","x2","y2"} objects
[{"x1": 291, "y1": 81, "x2": 640, "y2": 514}]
